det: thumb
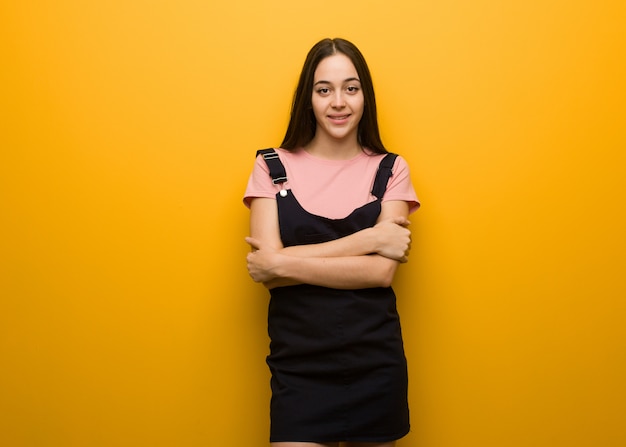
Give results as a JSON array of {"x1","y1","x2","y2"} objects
[
  {"x1": 245, "y1": 236, "x2": 261, "y2": 250},
  {"x1": 390, "y1": 216, "x2": 410, "y2": 227}
]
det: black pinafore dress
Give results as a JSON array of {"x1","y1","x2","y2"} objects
[{"x1": 258, "y1": 149, "x2": 410, "y2": 443}]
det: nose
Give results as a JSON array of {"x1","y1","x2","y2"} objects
[{"x1": 331, "y1": 91, "x2": 346, "y2": 108}]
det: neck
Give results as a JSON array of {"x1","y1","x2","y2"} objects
[{"x1": 305, "y1": 134, "x2": 362, "y2": 160}]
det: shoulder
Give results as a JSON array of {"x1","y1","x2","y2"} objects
[
  {"x1": 363, "y1": 149, "x2": 411, "y2": 172},
  {"x1": 254, "y1": 147, "x2": 304, "y2": 164},
  {"x1": 376, "y1": 151, "x2": 410, "y2": 172},
  {"x1": 393, "y1": 154, "x2": 411, "y2": 171}
]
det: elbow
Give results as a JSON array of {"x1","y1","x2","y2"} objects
[
  {"x1": 379, "y1": 270, "x2": 395, "y2": 288},
  {"x1": 371, "y1": 256, "x2": 398, "y2": 288},
  {"x1": 377, "y1": 277, "x2": 393, "y2": 289}
]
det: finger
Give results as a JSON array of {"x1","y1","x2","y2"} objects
[
  {"x1": 245, "y1": 236, "x2": 261, "y2": 250},
  {"x1": 394, "y1": 217, "x2": 411, "y2": 227}
]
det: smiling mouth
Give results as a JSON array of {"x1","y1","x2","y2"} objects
[{"x1": 329, "y1": 115, "x2": 350, "y2": 120}]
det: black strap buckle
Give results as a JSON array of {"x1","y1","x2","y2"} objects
[
  {"x1": 257, "y1": 148, "x2": 288, "y2": 185},
  {"x1": 261, "y1": 152, "x2": 280, "y2": 161}
]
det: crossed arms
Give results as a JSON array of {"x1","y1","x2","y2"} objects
[{"x1": 245, "y1": 198, "x2": 412, "y2": 289}]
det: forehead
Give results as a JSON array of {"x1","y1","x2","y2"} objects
[{"x1": 314, "y1": 54, "x2": 359, "y2": 81}]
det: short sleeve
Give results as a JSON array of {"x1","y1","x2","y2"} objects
[
  {"x1": 383, "y1": 156, "x2": 420, "y2": 214},
  {"x1": 243, "y1": 153, "x2": 280, "y2": 208}
]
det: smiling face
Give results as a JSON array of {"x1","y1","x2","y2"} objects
[{"x1": 311, "y1": 53, "x2": 365, "y2": 144}]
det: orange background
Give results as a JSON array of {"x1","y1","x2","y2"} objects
[{"x1": 1, "y1": 1, "x2": 625, "y2": 446}]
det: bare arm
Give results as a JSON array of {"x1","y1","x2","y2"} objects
[
  {"x1": 246, "y1": 198, "x2": 411, "y2": 289},
  {"x1": 247, "y1": 198, "x2": 411, "y2": 261}
]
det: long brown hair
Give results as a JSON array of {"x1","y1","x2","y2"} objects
[{"x1": 281, "y1": 38, "x2": 387, "y2": 154}]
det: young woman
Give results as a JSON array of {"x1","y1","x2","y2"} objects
[{"x1": 244, "y1": 38, "x2": 420, "y2": 447}]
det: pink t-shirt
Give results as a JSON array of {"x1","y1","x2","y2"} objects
[{"x1": 243, "y1": 148, "x2": 419, "y2": 219}]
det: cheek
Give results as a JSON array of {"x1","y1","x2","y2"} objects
[
  {"x1": 352, "y1": 98, "x2": 365, "y2": 117},
  {"x1": 312, "y1": 100, "x2": 328, "y2": 120},
  {"x1": 352, "y1": 94, "x2": 364, "y2": 109}
]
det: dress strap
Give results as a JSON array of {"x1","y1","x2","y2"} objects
[
  {"x1": 256, "y1": 148, "x2": 288, "y2": 185},
  {"x1": 371, "y1": 153, "x2": 398, "y2": 199}
]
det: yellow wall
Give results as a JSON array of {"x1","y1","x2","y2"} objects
[{"x1": 1, "y1": 1, "x2": 625, "y2": 446}]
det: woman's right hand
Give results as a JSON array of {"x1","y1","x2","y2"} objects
[{"x1": 372, "y1": 217, "x2": 412, "y2": 263}]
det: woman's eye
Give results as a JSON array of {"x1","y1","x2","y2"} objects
[
  {"x1": 346, "y1": 86, "x2": 360, "y2": 93},
  {"x1": 317, "y1": 88, "x2": 330, "y2": 95}
]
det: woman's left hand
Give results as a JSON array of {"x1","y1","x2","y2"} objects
[{"x1": 245, "y1": 237, "x2": 282, "y2": 283}]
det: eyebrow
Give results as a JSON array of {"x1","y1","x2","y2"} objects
[{"x1": 314, "y1": 77, "x2": 361, "y2": 86}]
